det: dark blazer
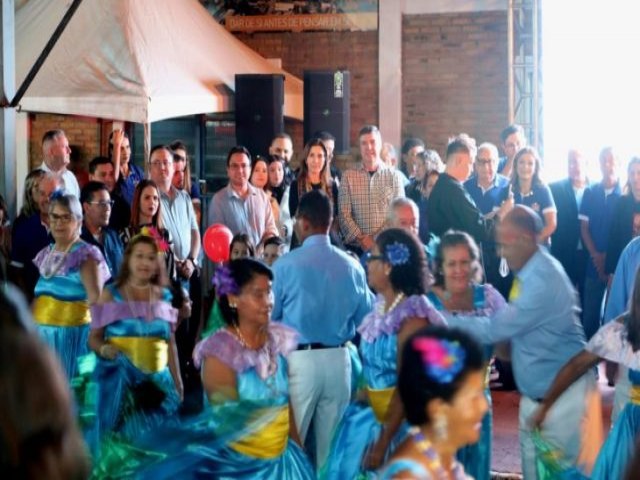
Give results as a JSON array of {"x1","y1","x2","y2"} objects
[
  {"x1": 427, "y1": 173, "x2": 493, "y2": 245},
  {"x1": 550, "y1": 179, "x2": 583, "y2": 281}
]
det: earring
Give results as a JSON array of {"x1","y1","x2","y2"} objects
[{"x1": 434, "y1": 412, "x2": 448, "y2": 442}]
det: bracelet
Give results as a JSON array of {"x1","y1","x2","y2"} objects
[{"x1": 99, "y1": 344, "x2": 111, "y2": 358}]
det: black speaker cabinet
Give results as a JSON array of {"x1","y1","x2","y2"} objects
[
  {"x1": 304, "y1": 70, "x2": 350, "y2": 154},
  {"x1": 235, "y1": 74, "x2": 285, "y2": 158}
]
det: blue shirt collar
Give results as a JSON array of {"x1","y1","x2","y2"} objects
[
  {"x1": 516, "y1": 247, "x2": 544, "y2": 282},
  {"x1": 300, "y1": 234, "x2": 330, "y2": 248}
]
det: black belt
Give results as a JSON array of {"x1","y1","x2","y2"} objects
[{"x1": 296, "y1": 342, "x2": 346, "y2": 351}]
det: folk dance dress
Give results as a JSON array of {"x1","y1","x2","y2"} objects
[
  {"x1": 138, "y1": 322, "x2": 315, "y2": 479},
  {"x1": 32, "y1": 241, "x2": 109, "y2": 379},
  {"x1": 587, "y1": 320, "x2": 640, "y2": 480},
  {"x1": 427, "y1": 284, "x2": 506, "y2": 480},
  {"x1": 322, "y1": 295, "x2": 445, "y2": 479}
]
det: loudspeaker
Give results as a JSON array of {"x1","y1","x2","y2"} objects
[
  {"x1": 235, "y1": 74, "x2": 284, "y2": 158},
  {"x1": 304, "y1": 70, "x2": 350, "y2": 154}
]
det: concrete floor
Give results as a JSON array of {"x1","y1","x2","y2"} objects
[{"x1": 489, "y1": 364, "x2": 615, "y2": 478}]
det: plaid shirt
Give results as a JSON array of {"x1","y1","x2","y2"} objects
[{"x1": 338, "y1": 162, "x2": 404, "y2": 243}]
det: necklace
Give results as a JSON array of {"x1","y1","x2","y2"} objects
[
  {"x1": 40, "y1": 240, "x2": 76, "y2": 279},
  {"x1": 233, "y1": 324, "x2": 278, "y2": 377},
  {"x1": 124, "y1": 284, "x2": 153, "y2": 320},
  {"x1": 379, "y1": 292, "x2": 405, "y2": 315},
  {"x1": 409, "y1": 427, "x2": 466, "y2": 480}
]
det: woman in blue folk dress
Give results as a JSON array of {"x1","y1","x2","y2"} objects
[
  {"x1": 322, "y1": 228, "x2": 446, "y2": 479},
  {"x1": 86, "y1": 234, "x2": 183, "y2": 471},
  {"x1": 531, "y1": 267, "x2": 640, "y2": 479},
  {"x1": 32, "y1": 192, "x2": 109, "y2": 380},
  {"x1": 427, "y1": 230, "x2": 507, "y2": 480},
  {"x1": 140, "y1": 258, "x2": 314, "y2": 479}
]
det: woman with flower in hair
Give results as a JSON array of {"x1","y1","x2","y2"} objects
[
  {"x1": 32, "y1": 192, "x2": 109, "y2": 380},
  {"x1": 427, "y1": 230, "x2": 506, "y2": 480},
  {"x1": 323, "y1": 228, "x2": 446, "y2": 479},
  {"x1": 140, "y1": 258, "x2": 315, "y2": 478},
  {"x1": 379, "y1": 325, "x2": 488, "y2": 479},
  {"x1": 86, "y1": 234, "x2": 183, "y2": 470}
]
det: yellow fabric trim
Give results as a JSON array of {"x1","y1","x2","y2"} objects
[
  {"x1": 229, "y1": 406, "x2": 290, "y2": 459},
  {"x1": 33, "y1": 295, "x2": 90, "y2": 326},
  {"x1": 509, "y1": 277, "x2": 521, "y2": 302},
  {"x1": 367, "y1": 387, "x2": 395, "y2": 423},
  {"x1": 630, "y1": 386, "x2": 640, "y2": 405},
  {"x1": 108, "y1": 336, "x2": 168, "y2": 373}
]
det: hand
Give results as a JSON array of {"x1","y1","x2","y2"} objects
[
  {"x1": 175, "y1": 382, "x2": 184, "y2": 402},
  {"x1": 497, "y1": 195, "x2": 514, "y2": 220},
  {"x1": 179, "y1": 296, "x2": 193, "y2": 320},
  {"x1": 177, "y1": 259, "x2": 195, "y2": 280},
  {"x1": 359, "y1": 235, "x2": 375, "y2": 252},
  {"x1": 99, "y1": 343, "x2": 119, "y2": 360},
  {"x1": 529, "y1": 404, "x2": 548, "y2": 429},
  {"x1": 111, "y1": 129, "x2": 124, "y2": 149},
  {"x1": 591, "y1": 252, "x2": 605, "y2": 278},
  {"x1": 363, "y1": 433, "x2": 389, "y2": 470}
]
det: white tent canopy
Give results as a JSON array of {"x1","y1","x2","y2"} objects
[{"x1": 15, "y1": 0, "x2": 303, "y2": 123}]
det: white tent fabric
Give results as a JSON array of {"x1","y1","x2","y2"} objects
[{"x1": 15, "y1": 0, "x2": 303, "y2": 122}]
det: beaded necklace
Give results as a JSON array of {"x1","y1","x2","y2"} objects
[
  {"x1": 409, "y1": 427, "x2": 467, "y2": 480},
  {"x1": 378, "y1": 292, "x2": 405, "y2": 316},
  {"x1": 40, "y1": 240, "x2": 76, "y2": 279},
  {"x1": 233, "y1": 324, "x2": 277, "y2": 377}
]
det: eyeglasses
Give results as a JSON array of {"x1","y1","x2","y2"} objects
[
  {"x1": 149, "y1": 160, "x2": 173, "y2": 168},
  {"x1": 364, "y1": 253, "x2": 386, "y2": 263},
  {"x1": 88, "y1": 200, "x2": 114, "y2": 208},
  {"x1": 49, "y1": 213, "x2": 74, "y2": 224},
  {"x1": 228, "y1": 163, "x2": 250, "y2": 170},
  {"x1": 476, "y1": 158, "x2": 494, "y2": 165}
]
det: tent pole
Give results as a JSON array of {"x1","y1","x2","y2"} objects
[
  {"x1": 10, "y1": 0, "x2": 83, "y2": 107},
  {"x1": 143, "y1": 122, "x2": 150, "y2": 176}
]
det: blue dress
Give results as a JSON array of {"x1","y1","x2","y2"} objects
[
  {"x1": 322, "y1": 295, "x2": 445, "y2": 479},
  {"x1": 586, "y1": 320, "x2": 640, "y2": 480},
  {"x1": 427, "y1": 284, "x2": 506, "y2": 480},
  {"x1": 87, "y1": 285, "x2": 181, "y2": 471},
  {"x1": 32, "y1": 240, "x2": 109, "y2": 379},
  {"x1": 138, "y1": 322, "x2": 315, "y2": 479}
]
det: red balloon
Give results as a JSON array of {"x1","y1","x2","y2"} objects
[{"x1": 203, "y1": 224, "x2": 233, "y2": 263}]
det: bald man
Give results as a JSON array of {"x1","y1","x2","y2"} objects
[{"x1": 444, "y1": 205, "x2": 601, "y2": 478}]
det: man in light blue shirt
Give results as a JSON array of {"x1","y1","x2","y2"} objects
[
  {"x1": 445, "y1": 206, "x2": 600, "y2": 478},
  {"x1": 208, "y1": 146, "x2": 278, "y2": 249},
  {"x1": 272, "y1": 189, "x2": 373, "y2": 470}
]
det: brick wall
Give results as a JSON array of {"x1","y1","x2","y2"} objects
[
  {"x1": 28, "y1": 113, "x2": 101, "y2": 170},
  {"x1": 234, "y1": 30, "x2": 378, "y2": 168},
  {"x1": 402, "y1": 10, "x2": 509, "y2": 157}
]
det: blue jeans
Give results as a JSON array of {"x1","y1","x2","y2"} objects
[{"x1": 582, "y1": 276, "x2": 606, "y2": 340}]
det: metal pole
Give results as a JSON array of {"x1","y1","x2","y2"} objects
[{"x1": 1, "y1": 0, "x2": 17, "y2": 218}]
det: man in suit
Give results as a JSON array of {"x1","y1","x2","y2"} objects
[
  {"x1": 428, "y1": 134, "x2": 513, "y2": 246},
  {"x1": 550, "y1": 149, "x2": 589, "y2": 310}
]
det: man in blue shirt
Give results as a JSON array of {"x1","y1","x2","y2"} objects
[
  {"x1": 464, "y1": 142, "x2": 512, "y2": 298},
  {"x1": 445, "y1": 206, "x2": 601, "y2": 478},
  {"x1": 272, "y1": 189, "x2": 373, "y2": 470},
  {"x1": 580, "y1": 147, "x2": 621, "y2": 339},
  {"x1": 80, "y1": 182, "x2": 124, "y2": 281}
]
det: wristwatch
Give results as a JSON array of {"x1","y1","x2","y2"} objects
[{"x1": 187, "y1": 256, "x2": 197, "y2": 268}]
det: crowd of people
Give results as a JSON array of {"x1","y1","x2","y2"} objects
[{"x1": 2, "y1": 122, "x2": 640, "y2": 480}]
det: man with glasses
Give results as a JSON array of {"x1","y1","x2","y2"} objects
[
  {"x1": 88, "y1": 156, "x2": 130, "y2": 231},
  {"x1": 80, "y1": 181, "x2": 123, "y2": 280},
  {"x1": 149, "y1": 144, "x2": 201, "y2": 412},
  {"x1": 208, "y1": 145, "x2": 278, "y2": 249}
]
